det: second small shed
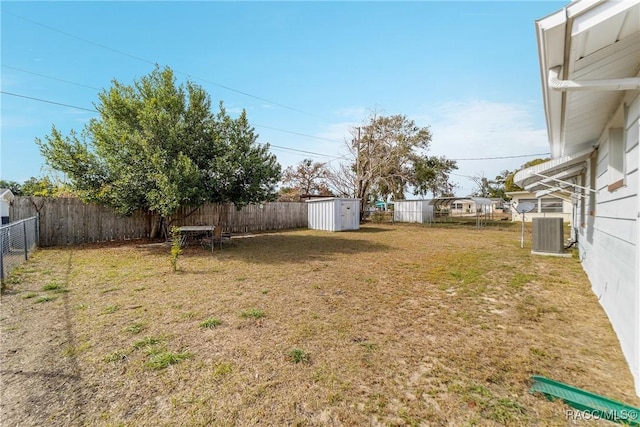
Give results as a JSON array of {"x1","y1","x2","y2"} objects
[
  {"x1": 306, "y1": 198, "x2": 360, "y2": 231},
  {"x1": 393, "y1": 199, "x2": 434, "y2": 224}
]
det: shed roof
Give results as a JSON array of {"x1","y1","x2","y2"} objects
[
  {"x1": 305, "y1": 197, "x2": 360, "y2": 203},
  {"x1": 470, "y1": 197, "x2": 493, "y2": 206},
  {"x1": 0, "y1": 188, "x2": 15, "y2": 202},
  {"x1": 429, "y1": 197, "x2": 493, "y2": 209}
]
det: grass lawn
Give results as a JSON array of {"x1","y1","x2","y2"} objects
[{"x1": 1, "y1": 222, "x2": 638, "y2": 426}]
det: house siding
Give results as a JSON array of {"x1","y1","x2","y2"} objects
[
  {"x1": 507, "y1": 191, "x2": 573, "y2": 223},
  {"x1": 579, "y1": 93, "x2": 640, "y2": 394}
]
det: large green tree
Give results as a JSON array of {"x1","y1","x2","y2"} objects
[
  {"x1": 411, "y1": 156, "x2": 457, "y2": 198},
  {"x1": 37, "y1": 66, "x2": 281, "y2": 233}
]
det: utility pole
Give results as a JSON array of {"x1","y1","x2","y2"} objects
[{"x1": 355, "y1": 126, "x2": 361, "y2": 199}]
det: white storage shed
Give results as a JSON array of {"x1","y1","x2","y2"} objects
[
  {"x1": 306, "y1": 198, "x2": 360, "y2": 232},
  {"x1": 393, "y1": 199, "x2": 433, "y2": 224},
  {"x1": 0, "y1": 189, "x2": 14, "y2": 225}
]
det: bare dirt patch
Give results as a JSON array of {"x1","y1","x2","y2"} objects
[{"x1": 1, "y1": 222, "x2": 638, "y2": 425}]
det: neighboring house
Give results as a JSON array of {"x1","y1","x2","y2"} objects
[
  {"x1": 436, "y1": 198, "x2": 493, "y2": 215},
  {"x1": 450, "y1": 199, "x2": 475, "y2": 215},
  {"x1": 0, "y1": 188, "x2": 14, "y2": 225},
  {"x1": 506, "y1": 190, "x2": 572, "y2": 222},
  {"x1": 514, "y1": 0, "x2": 640, "y2": 395},
  {"x1": 429, "y1": 197, "x2": 496, "y2": 219}
]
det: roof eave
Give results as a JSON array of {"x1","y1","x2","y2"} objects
[
  {"x1": 537, "y1": 0, "x2": 640, "y2": 159},
  {"x1": 536, "y1": 9, "x2": 568, "y2": 158}
]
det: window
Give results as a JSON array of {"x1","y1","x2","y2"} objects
[
  {"x1": 579, "y1": 172, "x2": 586, "y2": 225},
  {"x1": 540, "y1": 198, "x2": 563, "y2": 213},
  {"x1": 589, "y1": 154, "x2": 596, "y2": 216},
  {"x1": 608, "y1": 128, "x2": 624, "y2": 191}
]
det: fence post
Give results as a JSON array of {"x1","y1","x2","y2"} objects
[
  {"x1": 36, "y1": 213, "x2": 40, "y2": 247},
  {"x1": 0, "y1": 236, "x2": 4, "y2": 283},
  {"x1": 23, "y1": 220, "x2": 28, "y2": 261}
]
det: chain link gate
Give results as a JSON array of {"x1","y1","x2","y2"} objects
[{"x1": 0, "y1": 216, "x2": 39, "y2": 283}]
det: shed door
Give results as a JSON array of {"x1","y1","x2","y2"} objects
[{"x1": 340, "y1": 202, "x2": 354, "y2": 230}]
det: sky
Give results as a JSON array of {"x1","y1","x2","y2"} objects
[{"x1": 1, "y1": 1, "x2": 567, "y2": 197}]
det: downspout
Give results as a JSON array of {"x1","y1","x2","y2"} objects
[{"x1": 549, "y1": 66, "x2": 640, "y2": 91}]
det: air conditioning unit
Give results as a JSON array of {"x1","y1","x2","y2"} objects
[{"x1": 532, "y1": 218, "x2": 564, "y2": 254}]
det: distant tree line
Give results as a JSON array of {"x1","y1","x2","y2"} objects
[{"x1": 0, "y1": 177, "x2": 70, "y2": 197}]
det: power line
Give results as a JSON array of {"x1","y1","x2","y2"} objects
[
  {"x1": 1, "y1": 91, "x2": 98, "y2": 113},
  {"x1": 450, "y1": 172, "x2": 476, "y2": 180},
  {"x1": 450, "y1": 153, "x2": 549, "y2": 161},
  {"x1": 252, "y1": 123, "x2": 343, "y2": 144},
  {"x1": 5, "y1": 11, "x2": 325, "y2": 119},
  {"x1": 2, "y1": 65, "x2": 101, "y2": 90},
  {"x1": 4, "y1": 65, "x2": 344, "y2": 146},
  {"x1": 0, "y1": 90, "x2": 342, "y2": 160},
  {"x1": 267, "y1": 145, "x2": 338, "y2": 159},
  {"x1": 1, "y1": 90, "x2": 551, "y2": 165}
]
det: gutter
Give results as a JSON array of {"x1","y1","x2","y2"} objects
[{"x1": 549, "y1": 66, "x2": 640, "y2": 91}]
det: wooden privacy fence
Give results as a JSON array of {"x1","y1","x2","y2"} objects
[
  {"x1": 10, "y1": 197, "x2": 308, "y2": 247},
  {"x1": 168, "y1": 202, "x2": 308, "y2": 233},
  {"x1": 10, "y1": 197, "x2": 152, "y2": 246}
]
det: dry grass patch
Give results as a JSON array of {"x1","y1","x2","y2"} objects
[{"x1": 1, "y1": 222, "x2": 638, "y2": 426}]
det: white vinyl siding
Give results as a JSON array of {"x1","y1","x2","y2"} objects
[
  {"x1": 608, "y1": 128, "x2": 625, "y2": 190},
  {"x1": 578, "y1": 95, "x2": 639, "y2": 395}
]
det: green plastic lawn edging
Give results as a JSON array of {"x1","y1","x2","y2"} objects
[{"x1": 529, "y1": 375, "x2": 640, "y2": 425}]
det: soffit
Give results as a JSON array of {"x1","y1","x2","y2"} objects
[{"x1": 538, "y1": 0, "x2": 640, "y2": 157}]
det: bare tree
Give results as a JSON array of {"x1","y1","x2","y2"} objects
[
  {"x1": 279, "y1": 159, "x2": 332, "y2": 201},
  {"x1": 471, "y1": 173, "x2": 491, "y2": 198},
  {"x1": 326, "y1": 161, "x2": 356, "y2": 198}
]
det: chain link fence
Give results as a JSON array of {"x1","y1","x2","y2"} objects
[{"x1": 1, "y1": 216, "x2": 39, "y2": 283}]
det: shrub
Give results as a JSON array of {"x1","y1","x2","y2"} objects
[
  {"x1": 170, "y1": 226, "x2": 182, "y2": 272},
  {"x1": 370, "y1": 211, "x2": 392, "y2": 223}
]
